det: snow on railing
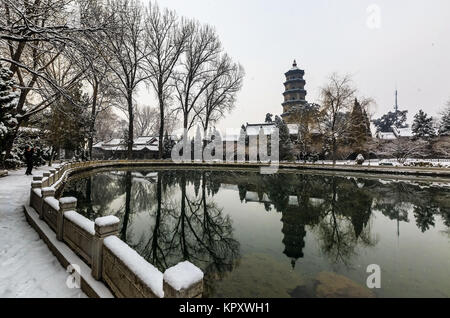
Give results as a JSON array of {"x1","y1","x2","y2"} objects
[{"x1": 28, "y1": 160, "x2": 204, "y2": 298}]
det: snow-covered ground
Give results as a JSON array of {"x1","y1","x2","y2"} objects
[{"x1": 0, "y1": 166, "x2": 86, "y2": 298}]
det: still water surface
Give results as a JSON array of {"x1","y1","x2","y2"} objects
[{"x1": 61, "y1": 168, "x2": 450, "y2": 298}]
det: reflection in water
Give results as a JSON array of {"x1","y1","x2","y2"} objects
[{"x1": 62, "y1": 169, "x2": 450, "y2": 298}]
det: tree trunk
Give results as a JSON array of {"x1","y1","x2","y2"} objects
[
  {"x1": 88, "y1": 81, "x2": 99, "y2": 160},
  {"x1": 183, "y1": 114, "x2": 188, "y2": 131},
  {"x1": 332, "y1": 136, "x2": 337, "y2": 165},
  {"x1": 127, "y1": 91, "x2": 134, "y2": 160},
  {"x1": 1, "y1": 129, "x2": 18, "y2": 168},
  {"x1": 158, "y1": 88, "x2": 164, "y2": 159}
]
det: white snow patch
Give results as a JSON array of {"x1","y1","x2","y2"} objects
[
  {"x1": 44, "y1": 197, "x2": 59, "y2": 211},
  {"x1": 163, "y1": 261, "x2": 204, "y2": 291},
  {"x1": 59, "y1": 197, "x2": 77, "y2": 205},
  {"x1": 32, "y1": 188, "x2": 42, "y2": 197},
  {"x1": 0, "y1": 166, "x2": 86, "y2": 297},
  {"x1": 103, "y1": 236, "x2": 164, "y2": 298},
  {"x1": 64, "y1": 211, "x2": 95, "y2": 235},
  {"x1": 95, "y1": 215, "x2": 120, "y2": 227}
]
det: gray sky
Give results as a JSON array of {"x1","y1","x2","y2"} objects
[{"x1": 138, "y1": 0, "x2": 450, "y2": 131}]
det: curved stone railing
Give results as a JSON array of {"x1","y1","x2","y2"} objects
[{"x1": 28, "y1": 160, "x2": 204, "y2": 298}]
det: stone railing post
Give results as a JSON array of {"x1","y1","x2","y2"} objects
[
  {"x1": 42, "y1": 172, "x2": 50, "y2": 187},
  {"x1": 163, "y1": 261, "x2": 204, "y2": 298},
  {"x1": 49, "y1": 168, "x2": 56, "y2": 185},
  {"x1": 57, "y1": 197, "x2": 77, "y2": 241},
  {"x1": 33, "y1": 175, "x2": 43, "y2": 182},
  {"x1": 55, "y1": 167, "x2": 61, "y2": 181},
  {"x1": 30, "y1": 180, "x2": 42, "y2": 209},
  {"x1": 41, "y1": 187, "x2": 55, "y2": 219},
  {"x1": 92, "y1": 216, "x2": 120, "y2": 280}
]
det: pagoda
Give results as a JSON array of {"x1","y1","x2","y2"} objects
[{"x1": 281, "y1": 60, "x2": 308, "y2": 123}]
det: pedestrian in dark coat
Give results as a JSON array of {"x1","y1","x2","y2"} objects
[{"x1": 24, "y1": 145, "x2": 34, "y2": 175}]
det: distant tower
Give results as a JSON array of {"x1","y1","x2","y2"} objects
[
  {"x1": 394, "y1": 90, "x2": 399, "y2": 113},
  {"x1": 281, "y1": 60, "x2": 308, "y2": 123}
]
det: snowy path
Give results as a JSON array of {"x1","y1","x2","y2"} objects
[{"x1": 0, "y1": 166, "x2": 86, "y2": 298}]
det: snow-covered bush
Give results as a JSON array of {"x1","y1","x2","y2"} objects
[
  {"x1": 5, "y1": 128, "x2": 50, "y2": 169},
  {"x1": 0, "y1": 63, "x2": 19, "y2": 165},
  {"x1": 356, "y1": 154, "x2": 365, "y2": 165}
]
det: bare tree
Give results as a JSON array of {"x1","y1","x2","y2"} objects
[
  {"x1": 196, "y1": 54, "x2": 244, "y2": 137},
  {"x1": 143, "y1": 3, "x2": 190, "y2": 158},
  {"x1": 94, "y1": 107, "x2": 120, "y2": 142},
  {"x1": 289, "y1": 103, "x2": 320, "y2": 161},
  {"x1": 173, "y1": 22, "x2": 223, "y2": 131},
  {"x1": 380, "y1": 139, "x2": 428, "y2": 163},
  {"x1": 100, "y1": 0, "x2": 150, "y2": 159},
  {"x1": 134, "y1": 105, "x2": 158, "y2": 136},
  {"x1": 79, "y1": 6, "x2": 121, "y2": 158},
  {"x1": 0, "y1": 0, "x2": 107, "y2": 162},
  {"x1": 432, "y1": 137, "x2": 450, "y2": 158},
  {"x1": 319, "y1": 73, "x2": 356, "y2": 164}
]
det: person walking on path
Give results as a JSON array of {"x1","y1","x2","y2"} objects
[{"x1": 24, "y1": 145, "x2": 34, "y2": 175}]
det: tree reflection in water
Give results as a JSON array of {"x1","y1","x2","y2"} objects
[{"x1": 62, "y1": 169, "x2": 450, "y2": 296}]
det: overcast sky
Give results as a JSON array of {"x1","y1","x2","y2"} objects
[{"x1": 137, "y1": 0, "x2": 450, "y2": 131}]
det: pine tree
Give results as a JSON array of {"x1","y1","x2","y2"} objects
[
  {"x1": 373, "y1": 110, "x2": 408, "y2": 132},
  {"x1": 39, "y1": 83, "x2": 90, "y2": 162},
  {"x1": 274, "y1": 115, "x2": 294, "y2": 161},
  {"x1": 412, "y1": 109, "x2": 436, "y2": 139},
  {"x1": 346, "y1": 99, "x2": 369, "y2": 151},
  {"x1": 439, "y1": 105, "x2": 450, "y2": 136},
  {"x1": 362, "y1": 109, "x2": 372, "y2": 136},
  {"x1": 0, "y1": 63, "x2": 19, "y2": 165}
]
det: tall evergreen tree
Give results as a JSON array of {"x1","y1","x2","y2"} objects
[
  {"x1": 362, "y1": 109, "x2": 372, "y2": 136},
  {"x1": 0, "y1": 63, "x2": 19, "y2": 167},
  {"x1": 412, "y1": 109, "x2": 436, "y2": 139},
  {"x1": 346, "y1": 99, "x2": 370, "y2": 151},
  {"x1": 439, "y1": 104, "x2": 450, "y2": 136},
  {"x1": 274, "y1": 115, "x2": 294, "y2": 161},
  {"x1": 39, "y1": 83, "x2": 90, "y2": 162}
]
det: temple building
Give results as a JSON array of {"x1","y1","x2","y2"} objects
[{"x1": 281, "y1": 60, "x2": 309, "y2": 124}]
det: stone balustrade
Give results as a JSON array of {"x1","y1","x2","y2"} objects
[{"x1": 27, "y1": 160, "x2": 204, "y2": 298}]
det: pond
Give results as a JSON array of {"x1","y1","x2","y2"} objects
[{"x1": 61, "y1": 168, "x2": 450, "y2": 298}]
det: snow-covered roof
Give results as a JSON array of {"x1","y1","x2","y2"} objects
[
  {"x1": 93, "y1": 142, "x2": 104, "y2": 149},
  {"x1": 135, "y1": 136, "x2": 158, "y2": 145},
  {"x1": 246, "y1": 123, "x2": 299, "y2": 136},
  {"x1": 246, "y1": 123, "x2": 276, "y2": 136},
  {"x1": 94, "y1": 136, "x2": 159, "y2": 152},
  {"x1": 376, "y1": 132, "x2": 397, "y2": 140},
  {"x1": 392, "y1": 126, "x2": 413, "y2": 138},
  {"x1": 104, "y1": 139, "x2": 123, "y2": 146}
]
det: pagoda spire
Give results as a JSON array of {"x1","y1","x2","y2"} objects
[
  {"x1": 293, "y1": 59, "x2": 297, "y2": 67},
  {"x1": 395, "y1": 90, "x2": 399, "y2": 113}
]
